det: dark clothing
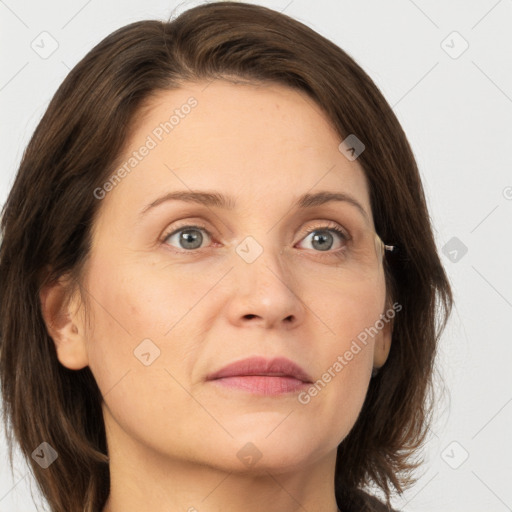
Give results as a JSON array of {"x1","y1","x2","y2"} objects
[{"x1": 337, "y1": 489, "x2": 400, "y2": 512}]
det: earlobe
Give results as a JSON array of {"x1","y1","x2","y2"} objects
[
  {"x1": 39, "y1": 276, "x2": 89, "y2": 370},
  {"x1": 372, "y1": 316, "x2": 393, "y2": 370}
]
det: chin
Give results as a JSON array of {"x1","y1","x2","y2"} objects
[{"x1": 207, "y1": 431, "x2": 323, "y2": 475}]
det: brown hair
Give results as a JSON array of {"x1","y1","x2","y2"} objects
[{"x1": 0, "y1": 2, "x2": 453, "y2": 511}]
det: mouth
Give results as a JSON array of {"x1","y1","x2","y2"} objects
[{"x1": 206, "y1": 356, "x2": 313, "y2": 396}]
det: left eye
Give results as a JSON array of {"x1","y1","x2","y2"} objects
[{"x1": 296, "y1": 226, "x2": 348, "y2": 252}]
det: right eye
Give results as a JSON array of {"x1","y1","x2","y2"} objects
[{"x1": 162, "y1": 224, "x2": 214, "y2": 252}]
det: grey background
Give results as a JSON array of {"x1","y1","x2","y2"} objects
[{"x1": 1, "y1": 0, "x2": 511, "y2": 510}]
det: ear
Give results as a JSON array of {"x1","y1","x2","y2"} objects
[
  {"x1": 39, "y1": 275, "x2": 89, "y2": 370},
  {"x1": 372, "y1": 313, "x2": 393, "y2": 370}
]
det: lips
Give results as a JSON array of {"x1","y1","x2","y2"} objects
[{"x1": 206, "y1": 356, "x2": 313, "y2": 383}]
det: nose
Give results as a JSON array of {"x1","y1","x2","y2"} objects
[{"x1": 225, "y1": 240, "x2": 306, "y2": 330}]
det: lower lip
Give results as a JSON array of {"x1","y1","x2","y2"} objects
[{"x1": 209, "y1": 376, "x2": 309, "y2": 395}]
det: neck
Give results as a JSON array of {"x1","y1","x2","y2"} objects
[{"x1": 101, "y1": 417, "x2": 340, "y2": 512}]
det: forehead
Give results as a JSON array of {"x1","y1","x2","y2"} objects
[{"x1": 98, "y1": 79, "x2": 373, "y2": 225}]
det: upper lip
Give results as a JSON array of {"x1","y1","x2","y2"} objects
[{"x1": 206, "y1": 356, "x2": 313, "y2": 383}]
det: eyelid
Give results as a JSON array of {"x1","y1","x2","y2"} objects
[{"x1": 298, "y1": 220, "x2": 350, "y2": 240}]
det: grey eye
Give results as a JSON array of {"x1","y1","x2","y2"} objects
[
  {"x1": 298, "y1": 227, "x2": 347, "y2": 252},
  {"x1": 304, "y1": 230, "x2": 335, "y2": 251},
  {"x1": 164, "y1": 227, "x2": 210, "y2": 250}
]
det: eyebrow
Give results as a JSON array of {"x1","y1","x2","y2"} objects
[{"x1": 139, "y1": 190, "x2": 370, "y2": 222}]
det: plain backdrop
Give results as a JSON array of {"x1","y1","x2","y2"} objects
[{"x1": 1, "y1": 1, "x2": 511, "y2": 511}]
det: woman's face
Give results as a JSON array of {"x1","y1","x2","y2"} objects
[{"x1": 64, "y1": 80, "x2": 391, "y2": 474}]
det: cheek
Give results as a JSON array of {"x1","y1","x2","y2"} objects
[
  {"x1": 82, "y1": 261, "x2": 209, "y2": 454},
  {"x1": 315, "y1": 270, "x2": 386, "y2": 352},
  {"x1": 81, "y1": 256, "x2": 197, "y2": 397},
  {"x1": 83, "y1": 252, "x2": 206, "y2": 349},
  {"x1": 81, "y1": 251, "x2": 221, "y2": 404},
  {"x1": 297, "y1": 336, "x2": 373, "y2": 450},
  {"x1": 299, "y1": 277, "x2": 385, "y2": 436}
]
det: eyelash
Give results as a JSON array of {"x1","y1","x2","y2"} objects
[{"x1": 161, "y1": 221, "x2": 351, "y2": 261}]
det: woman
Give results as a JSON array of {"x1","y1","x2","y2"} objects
[{"x1": 0, "y1": 2, "x2": 453, "y2": 511}]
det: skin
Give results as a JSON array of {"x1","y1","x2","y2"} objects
[{"x1": 40, "y1": 79, "x2": 392, "y2": 512}]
